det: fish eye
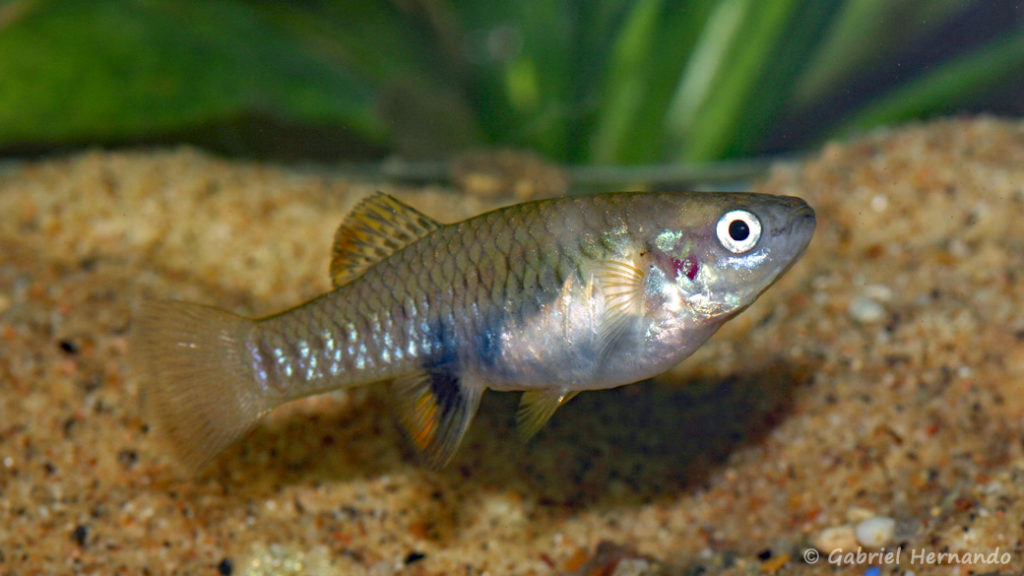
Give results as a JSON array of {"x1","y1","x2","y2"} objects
[{"x1": 716, "y1": 209, "x2": 762, "y2": 253}]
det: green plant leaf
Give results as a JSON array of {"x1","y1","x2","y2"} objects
[
  {"x1": 839, "y1": 27, "x2": 1024, "y2": 134},
  {"x1": 724, "y1": 0, "x2": 836, "y2": 158},
  {"x1": 588, "y1": 1, "x2": 716, "y2": 164},
  {"x1": 667, "y1": 0, "x2": 803, "y2": 162},
  {"x1": 0, "y1": 0, "x2": 1014, "y2": 166},
  {"x1": 0, "y1": 0, "x2": 387, "y2": 148},
  {"x1": 793, "y1": 0, "x2": 970, "y2": 106}
]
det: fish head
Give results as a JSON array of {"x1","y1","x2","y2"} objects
[{"x1": 640, "y1": 193, "x2": 816, "y2": 326}]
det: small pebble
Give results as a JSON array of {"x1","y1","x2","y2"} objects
[
  {"x1": 71, "y1": 524, "x2": 89, "y2": 547},
  {"x1": 863, "y1": 284, "x2": 892, "y2": 302},
  {"x1": 870, "y1": 194, "x2": 889, "y2": 212},
  {"x1": 58, "y1": 339, "x2": 79, "y2": 355},
  {"x1": 760, "y1": 553, "x2": 790, "y2": 573},
  {"x1": 813, "y1": 525, "x2": 858, "y2": 552},
  {"x1": 849, "y1": 295, "x2": 886, "y2": 324},
  {"x1": 403, "y1": 551, "x2": 426, "y2": 565},
  {"x1": 846, "y1": 506, "x2": 876, "y2": 523},
  {"x1": 217, "y1": 557, "x2": 233, "y2": 576},
  {"x1": 611, "y1": 558, "x2": 655, "y2": 576},
  {"x1": 855, "y1": 516, "x2": 896, "y2": 548}
]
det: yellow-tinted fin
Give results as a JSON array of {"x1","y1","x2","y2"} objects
[
  {"x1": 517, "y1": 389, "x2": 578, "y2": 440},
  {"x1": 590, "y1": 258, "x2": 646, "y2": 356},
  {"x1": 330, "y1": 192, "x2": 442, "y2": 288},
  {"x1": 132, "y1": 300, "x2": 276, "y2": 473},
  {"x1": 390, "y1": 369, "x2": 483, "y2": 469}
]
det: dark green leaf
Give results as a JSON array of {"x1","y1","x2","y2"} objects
[
  {"x1": 840, "y1": 28, "x2": 1024, "y2": 134},
  {"x1": 0, "y1": 0, "x2": 386, "y2": 148}
]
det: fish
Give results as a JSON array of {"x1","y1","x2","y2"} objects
[{"x1": 132, "y1": 191, "x2": 815, "y2": 471}]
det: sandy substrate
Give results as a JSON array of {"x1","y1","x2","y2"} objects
[{"x1": 1, "y1": 118, "x2": 1023, "y2": 575}]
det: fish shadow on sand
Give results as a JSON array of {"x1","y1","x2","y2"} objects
[
  {"x1": 213, "y1": 356, "x2": 811, "y2": 516},
  {"x1": 457, "y1": 357, "x2": 812, "y2": 510}
]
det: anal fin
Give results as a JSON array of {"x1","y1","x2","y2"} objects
[
  {"x1": 517, "y1": 389, "x2": 578, "y2": 440},
  {"x1": 390, "y1": 368, "x2": 483, "y2": 468}
]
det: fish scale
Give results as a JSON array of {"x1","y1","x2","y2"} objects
[{"x1": 133, "y1": 191, "x2": 815, "y2": 471}]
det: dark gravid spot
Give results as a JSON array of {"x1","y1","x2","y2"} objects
[
  {"x1": 422, "y1": 319, "x2": 463, "y2": 417},
  {"x1": 427, "y1": 369, "x2": 463, "y2": 418}
]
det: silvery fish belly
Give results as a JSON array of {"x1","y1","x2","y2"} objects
[{"x1": 132, "y1": 191, "x2": 816, "y2": 471}]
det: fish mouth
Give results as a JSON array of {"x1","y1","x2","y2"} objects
[
  {"x1": 789, "y1": 204, "x2": 816, "y2": 249},
  {"x1": 735, "y1": 200, "x2": 817, "y2": 307},
  {"x1": 770, "y1": 201, "x2": 816, "y2": 258},
  {"x1": 769, "y1": 203, "x2": 816, "y2": 281}
]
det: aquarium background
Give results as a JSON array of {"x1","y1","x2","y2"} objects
[{"x1": 0, "y1": 0, "x2": 1022, "y2": 166}]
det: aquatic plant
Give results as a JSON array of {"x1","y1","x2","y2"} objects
[{"x1": 0, "y1": 0, "x2": 1020, "y2": 163}]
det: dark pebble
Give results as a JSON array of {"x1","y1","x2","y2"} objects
[
  {"x1": 71, "y1": 524, "x2": 89, "y2": 547},
  {"x1": 217, "y1": 557, "x2": 233, "y2": 575},
  {"x1": 63, "y1": 417, "x2": 78, "y2": 438},
  {"x1": 58, "y1": 339, "x2": 79, "y2": 355},
  {"x1": 118, "y1": 449, "x2": 138, "y2": 469},
  {"x1": 404, "y1": 551, "x2": 427, "y2": 565}
]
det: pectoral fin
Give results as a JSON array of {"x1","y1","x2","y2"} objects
[
  {"x1": 517, "y1": 389, "x2": 578, "y2": 440},
  {"x1": 390, "y1": 368, "x2": 483, "y2": 468},
  {"x1": 590, "y1": 258, "x2": 646, "y2": 356}
]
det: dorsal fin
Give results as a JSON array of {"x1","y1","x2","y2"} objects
[{"x1": 330, "y1": 193, "x2": 442, "y2": 287}]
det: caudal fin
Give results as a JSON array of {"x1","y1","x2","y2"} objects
[{"x1": 131, "y1": 300, "x2": 272, "y2": 473}]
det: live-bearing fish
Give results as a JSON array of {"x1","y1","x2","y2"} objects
[{"x1": 132, "y1": 191, "x2": 815, "y2": 471}]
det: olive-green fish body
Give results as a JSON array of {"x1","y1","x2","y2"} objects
[{"x1": 133, "y1": 191, "x2": 815, "y2": 470}]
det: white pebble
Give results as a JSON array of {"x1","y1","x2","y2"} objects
[
  {"x1": 813, "y1": 525, "x2": 858, "y2": 552},
  {"x1": 863, "y1": 284, "x2": 893, "y2": 302},
  {"x1": 849, "y1": 296, "x2": 886, "y2": 324},
  {"x1": 870, "y1": 194, "x2": 889, "y2": 212},
  {"x1": 855, "y1": 516, "x2": 896, "y2": 548},
  {"x1": 612, "y1": 559, "x2": 654, "y2": 576}
]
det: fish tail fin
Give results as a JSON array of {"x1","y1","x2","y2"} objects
[{"x1": 131, "y1": 300, "x2": 273, "y2": 473}]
